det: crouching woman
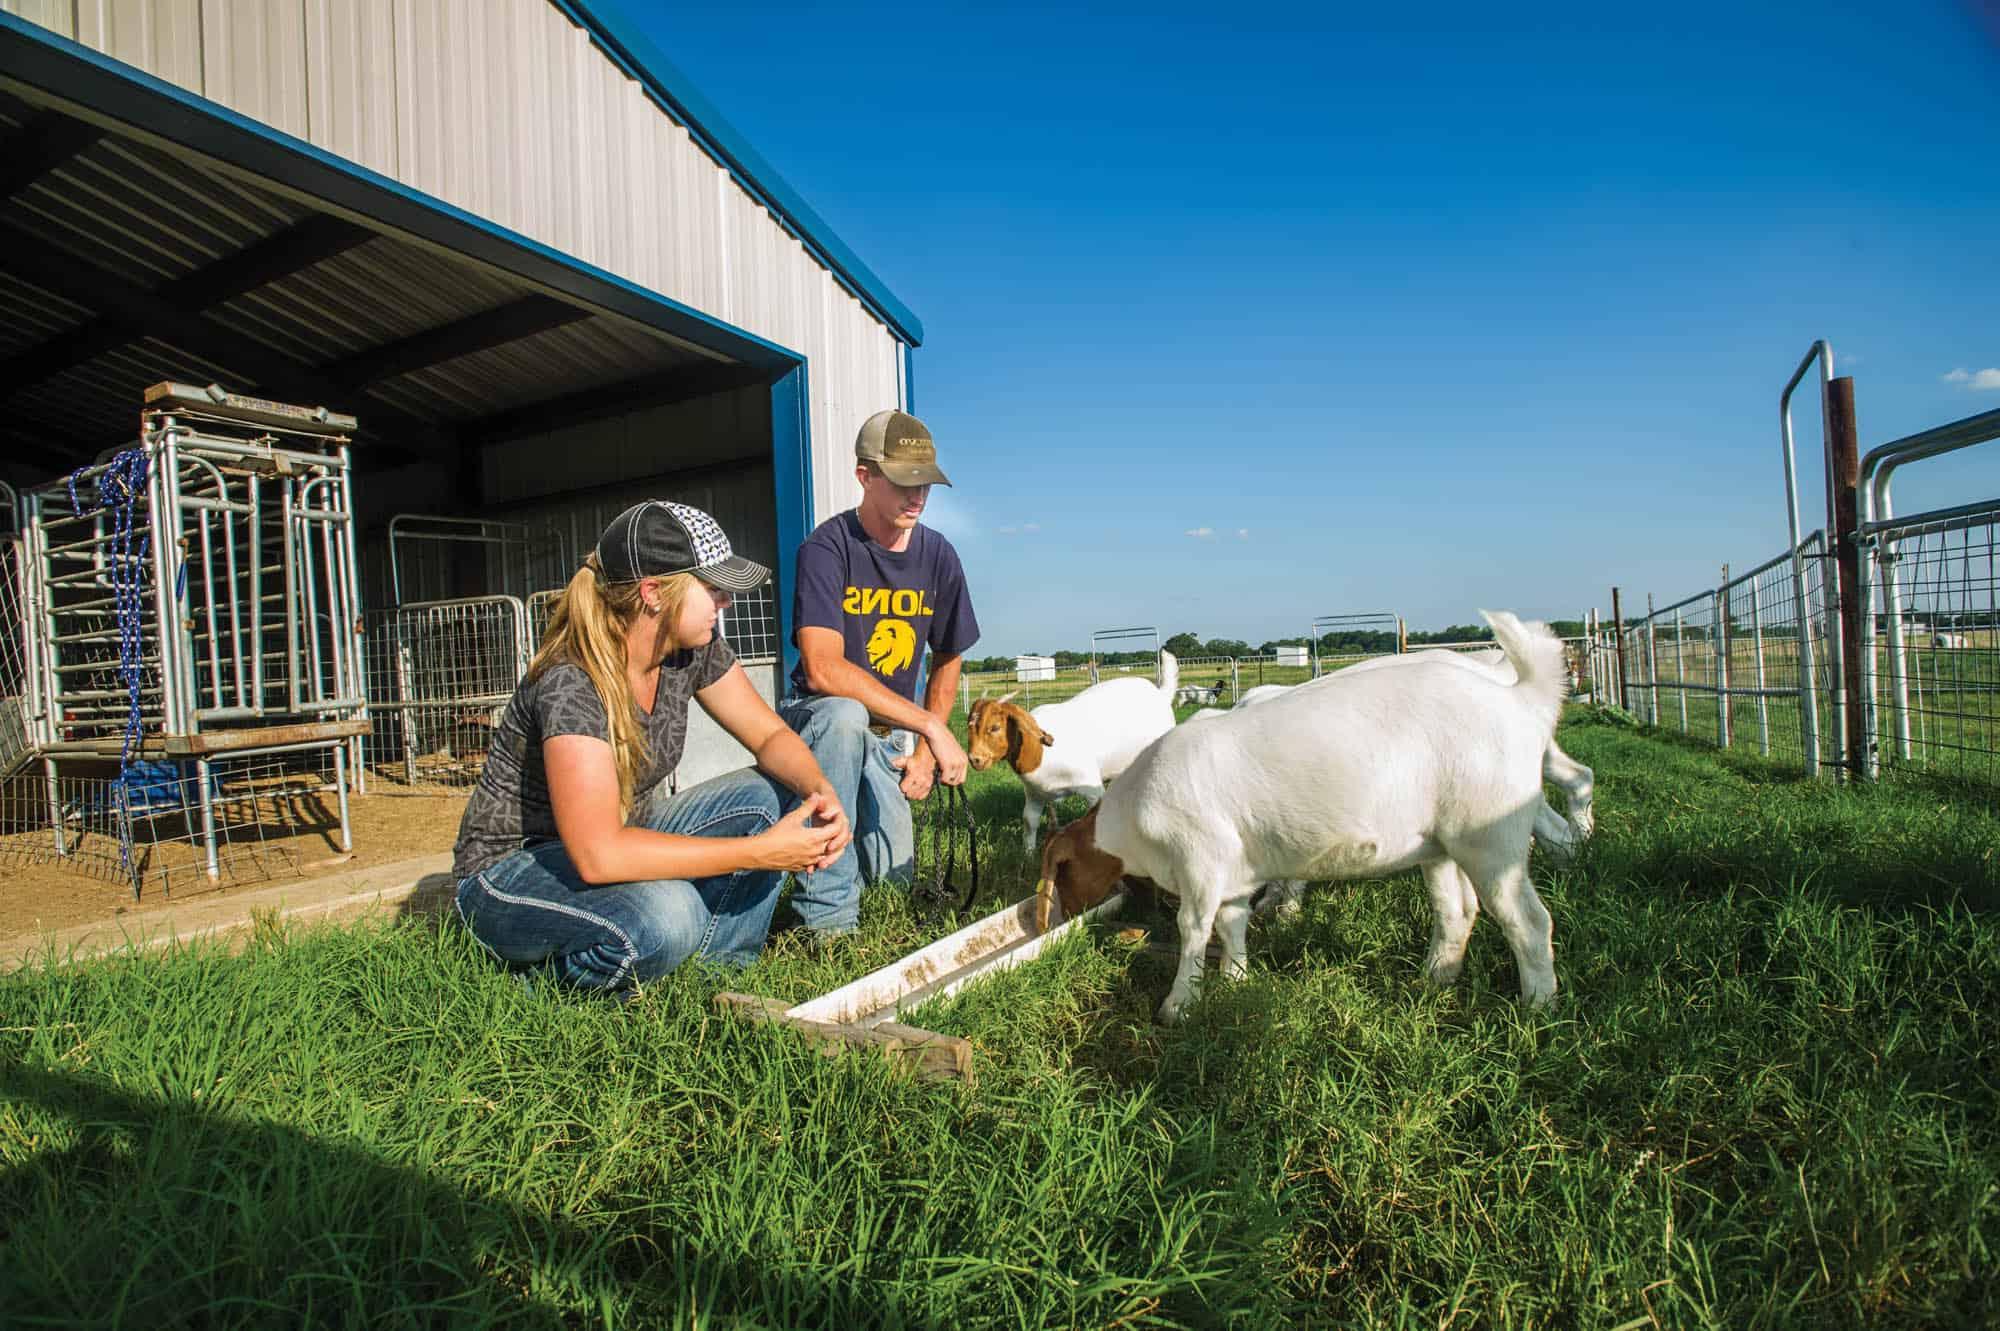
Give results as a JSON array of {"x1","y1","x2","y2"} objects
[{"x1": 452, "y1": 501, "x2": 851, "y2": 993}]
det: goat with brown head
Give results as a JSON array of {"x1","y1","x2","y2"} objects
[
  {"x1": 965, "y1": 692, "x2": 1054, "y2": 775},
  {"x1": 1033, "y1": 805, "x2": 1128, "y2": 931}
]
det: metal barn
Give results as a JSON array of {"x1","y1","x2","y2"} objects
[{"x1": 0, "y1": 2, "x2": 921, "y2": 889}]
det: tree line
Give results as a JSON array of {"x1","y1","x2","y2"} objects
[{"x1": 961, "y1": 621, "x2": 1589, "y2": 674}]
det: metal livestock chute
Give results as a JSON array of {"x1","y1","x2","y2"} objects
[{"x1": 13, "y1": 382, "x2": 368, "y2": 888}]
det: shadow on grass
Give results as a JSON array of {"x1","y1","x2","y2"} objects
[
  {"x1": 0, "y1": 1058, "x2": 966, "y2": 1329},
  {"x1": 1568, "y1": 725, "x2": 2000, "y2": 915}
]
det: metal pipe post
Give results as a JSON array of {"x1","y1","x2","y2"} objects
[{"x1": 1716, "y1": 565, "x2": 1731, "y2": 747}]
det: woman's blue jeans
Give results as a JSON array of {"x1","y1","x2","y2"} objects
[{"x1": 454, "y1": 766, "x2": 789, "y2": 993}]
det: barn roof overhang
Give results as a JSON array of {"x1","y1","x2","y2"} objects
[{"x1": 0, "y1": 14, "x2": 801, "y2": 486}]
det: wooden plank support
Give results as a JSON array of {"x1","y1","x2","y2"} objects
[{"x1": 162, "y1": 719, "x2": 369, "y2": 755}]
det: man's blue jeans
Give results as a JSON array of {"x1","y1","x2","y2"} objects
[
  {"x1": 777, "y1": 694, "x2": 915, "y2": 934},
  {"x1": 454, "y1": 767, "x2": 790, "y2": 993}
]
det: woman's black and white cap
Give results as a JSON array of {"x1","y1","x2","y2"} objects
[{"x1": 596, "y1": 500, "x2": 769, "y2": 591}]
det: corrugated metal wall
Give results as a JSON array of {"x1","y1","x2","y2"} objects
[
  {"x1": 354, "y1": 384, "x2": 774, "y2": 619},
  {"x1": 6, "y1": 0, "x2": 908, "y2": 525}
]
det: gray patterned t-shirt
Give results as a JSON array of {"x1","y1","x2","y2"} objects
[{"x1": 451, "y1": 638, "x2": 737, "y2": 880}]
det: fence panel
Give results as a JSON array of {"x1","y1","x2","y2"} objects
[
  {"x1": 1864, "y1": 507, "x2": 1999, "y2": 793},
  {"x1": 361, "y1": 596, "x2": 528, "y2": 793}
]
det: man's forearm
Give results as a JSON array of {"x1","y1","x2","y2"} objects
[
  {"x1": 910, "y1": 656, "x2": 964, "y2": 764},
  {"x1": 805, "y1": 654, "x2": 944, "y2": 735}
]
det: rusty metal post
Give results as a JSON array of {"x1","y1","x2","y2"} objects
[
  {"x1": 1826, "y1": 376, "x2": 1868, "y2": 779},
  {"x1": 1611, "y1": 587, "x2": 1628, "y2": 710}
]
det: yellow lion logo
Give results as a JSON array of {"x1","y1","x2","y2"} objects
[{"x1": 866, "y1": 618, "x2": 917, "y2": 676}]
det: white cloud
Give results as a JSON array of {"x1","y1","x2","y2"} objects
[
  {"x1": 1944, "y1": 367, "x2": 2000, "y2": 390},
  {"x1": 1236, "y1": 528, "x2": 1249, "y2": 540},
  {"x1": 1185, "y1": 526, "x2": 1214, "y2": 539},
  {"x1": 1022, "y1": 522, "x2": 1040, "y2": 533},
  {"x1": 996, "y1": 525, "x2": 1016, "y2": 535}
]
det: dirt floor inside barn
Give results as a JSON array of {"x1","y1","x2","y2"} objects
[{"x1": 0, "y1": 792, "x2": 467, "y2": 940}]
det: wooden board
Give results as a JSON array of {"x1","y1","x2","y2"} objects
[{"x1": 162, "y1": 720, "x2": 369, "y2": 756}]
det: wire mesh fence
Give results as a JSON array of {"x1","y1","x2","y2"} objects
[
  {"x1": 1862, "y1": 506, "x2": 2000, "y2": 793},
  {"x1": 0, "y1": 749, "x2": 350, "y2": 893},
  {"x1": 1, "y1": 534, "x2": 31, "y2": 781},
  {"x1": 360, "y1": 597, "x2": 528, "y2": 794},
  {"x1": 1610, "y1": 534, "x2": 1831, "y2": 774}
]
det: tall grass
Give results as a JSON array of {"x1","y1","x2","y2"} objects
[{"x1": 2, "y1": 714, "x2": 1996, "y2": 1328}]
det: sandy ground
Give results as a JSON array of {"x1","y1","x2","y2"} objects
[{"x1": 0, "y1": 791, "x2": 467, "y2": 939}]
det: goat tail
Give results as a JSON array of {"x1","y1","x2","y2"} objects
[
  {"x1": 1158, "y1": 649, "x2": 1179, "y2": 697},
  {"x1": 1481, "y1": 609, "x2": 1566, "y2": 736}
]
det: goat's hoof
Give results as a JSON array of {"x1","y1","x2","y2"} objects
[{"x1": 1424, "y1": 962, "x2": 1465, "y2": 987}]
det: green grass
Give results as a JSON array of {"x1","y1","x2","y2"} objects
[{"x1": 3, "y1": 714, "x2": 1998, "y2": 1328}]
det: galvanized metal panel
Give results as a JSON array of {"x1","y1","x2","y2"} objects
[
  {"x1": 0, "y1": 0, "x2": 74, "y2": 39},
  {"x1": 74, "y1": 0, "x2": 204, "y2": 94},
  {"x1": 15, "y1": 0, "x2": 912, "y2": 529},
  {"x1": 482, "y1": 387, "x2": 769, "y2": 510},
  {"x1": 0, "y1": 269, "x2": 93, "y2": 354},
  {"x1": 302, "y1": 0, "x2": 398, "y2": 176},
  {"x1": 200, "y1": 0, "x2": 308, "y2": 138}
]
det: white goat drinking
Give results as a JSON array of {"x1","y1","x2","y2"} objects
[
  {"x1": 1036, "y1": 611, "x2": 1566, "y2": 1024},
  {"x1": 966, "y1": 651, "x2": 1180, "y2": 852}
]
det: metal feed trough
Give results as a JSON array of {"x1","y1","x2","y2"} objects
[
  {"x1": 12, "y1": 382, "x2": 369, "y2": 886},
  {"x1": 716, "y1": 891, "x2": 1127, "y2": 1083}
]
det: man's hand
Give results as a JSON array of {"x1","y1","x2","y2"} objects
[
  {"x1": 925, "y1": 721, "x2": 970, "y2": 786},
  {"x1": 893, "y1": 746, "x2": 939, "y2": 801}
]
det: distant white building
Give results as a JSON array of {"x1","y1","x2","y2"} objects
[
  {"x1": 1015, "y1": 655, "x2": 1057, "y2": 682},
  {"x1": 1275, "y1": 645, "x2": 1311, "y2": 667}
]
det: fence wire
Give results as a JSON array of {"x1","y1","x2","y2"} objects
[
  {"x1": 0, "y1": 750, "x2": 348, "y2": 893},
  {"x1": 361, "y1": 597, "x2": 527, "y2": 793},
  {"x1": 1613, "y1": 533, "x2": 1831, "y2": 774},
  {"x1": 1866, "y1": 508, "x2": 2000, "y2": 793}
]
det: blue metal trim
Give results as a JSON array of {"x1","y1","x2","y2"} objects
[
  {"x1": 768, "y1": 364, "x2": 812, "y2": 686},
  {"x1": 0, "y1": 12, "x2": 803, "y2": 372},
  {"x1": 553, "y1": 1, "x2": 924, "y2": 347},
  {"x1": 903, "y1": 343, "x2": 917, "y2": 415}
]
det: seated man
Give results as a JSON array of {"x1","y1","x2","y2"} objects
[{"x1": 778, "y1": 409, "x2": 979, "y2": 935}]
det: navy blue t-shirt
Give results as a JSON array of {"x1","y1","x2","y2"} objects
[{"x1": 789, "y1": 511, "x2": 979, "y2": 702}]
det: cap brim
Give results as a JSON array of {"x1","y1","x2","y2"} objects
[
  {"x1": 697, "y1": 555, "x2": 770, "y2": 591},
  {"x1": 878, "y1": 460, "x2": 952, "y2": 487}
]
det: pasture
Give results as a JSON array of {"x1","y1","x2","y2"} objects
[{"x1": 3, "y1": 712, "x2": 1997, "y2": 1329}]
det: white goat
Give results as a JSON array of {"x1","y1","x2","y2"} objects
[
  {"x1": 1232, "y1": 683, "x2": 1295, "y2": 710},
  {"x1": 966, "y1": 651, "x2": 1180, "y2": 852},
  {"x1": 1235, "y1": 650, "x2": 1595, "y2": 850},
  {"x1": 1036, "y1": 611, "x2": 1566, "y2": 1024}
]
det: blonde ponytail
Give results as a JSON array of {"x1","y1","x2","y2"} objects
[{"x1": 528, "y1": 554, "x2": 698, "y2": 815}]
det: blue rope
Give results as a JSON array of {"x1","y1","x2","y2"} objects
[{"x1": 66, "y1": 450, "x2": 153, "y2": 878}]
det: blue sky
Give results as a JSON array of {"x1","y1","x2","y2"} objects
[{"x1": 631, "y1": 1, "x2": 2000, "y2": 657}]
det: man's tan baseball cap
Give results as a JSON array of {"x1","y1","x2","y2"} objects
[{"x1": 855, "y1": 409, "x2": 952, "y2": 487}]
